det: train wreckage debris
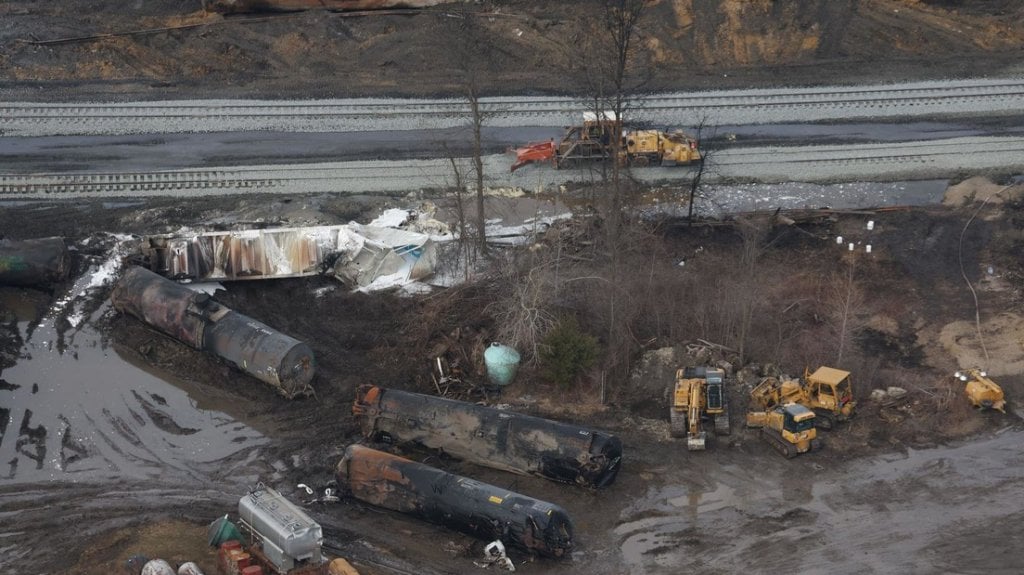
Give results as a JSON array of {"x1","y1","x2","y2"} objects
[
  {"x1": 0, "y1": 237, "x2": 70, "y2": 288},
  {"x1": 353, "y1": 385, "x2": 622, "y2": 488},
  {"x1": 135, "y1": 223, "x2": 435, "y2": 290},
  {"x1": 111, "y1": 266, "x2": 316, "y2": 397},
  {"x1": 335, "y1": 445, "x2": 575, "y2": 558}
]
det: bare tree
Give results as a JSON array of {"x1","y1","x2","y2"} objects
[
  {"x1": 444, "y1": 10, "x2": 491, "y2": 255},
  {"x1": 443, "y1": 146, "x2": 475, "y2": 281},
  {"x1": 686, "y1": 116, "x2": 716, "y2": 225},
  {"x1": 569, "y1": 0, "x2": 650, "y2": 246},
  {"x1": 732, "y1": 218, "x2": 767, "y2": 364},
  {"x1": 825, "y1": 253, "x2": 867, "y2": 365}
]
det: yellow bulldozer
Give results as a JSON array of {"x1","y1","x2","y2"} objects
[
  {"x1": 746, "y1": 403, "x2": 821, "y2": 459},
  {"x1": 511, "y1": 111, "x2": 701, "y2": 172},
  {"x1": 748, "y1": 366, "x2": 857, "y2": 430},
  {"x1": 955, "y1": 368, "x2": 1006, "y2": 412},
  {"x1": 670, "y1": 367, "x2": 730, "y2": 450}
]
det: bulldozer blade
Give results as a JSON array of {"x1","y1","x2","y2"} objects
[{"x1": 510, "y1": 140, "x2": 555, "y2": 172}]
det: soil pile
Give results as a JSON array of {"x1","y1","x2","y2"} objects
[{"x1": 2, "y1": 0, "x2": 1023, "y2": 100}]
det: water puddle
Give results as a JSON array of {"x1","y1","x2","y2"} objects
[
  {"x1": 0, "y1": 246, "x2": 268, "y2": 485},
  {"x1": 616, "y1": 431, "x2": 1024, "y2": 573}
]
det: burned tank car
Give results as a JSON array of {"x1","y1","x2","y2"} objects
[
  {"x1": 336, "y1": 445, "x2": 574, "y2": 557},
  {"x1": 353, "y1": 385, "x2": 622, "y2": 488},
  {"x1": 111, "y1": 266, "x2": 315, "y2": 397},
  {"x1": 0, "y1": 237, "x2": 70, "y2": 288}
]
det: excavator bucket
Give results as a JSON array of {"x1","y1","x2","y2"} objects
[{"x1": 511, "y1": 140, "x2": 556, "y2": 172}]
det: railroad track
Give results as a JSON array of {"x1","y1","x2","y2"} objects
[
  {"x1": 3, "y1": 78, "x2": 1024, "y2": 136},
  {"x1": 3, "y1": 136, "x2": 1022, "y2": 198}
]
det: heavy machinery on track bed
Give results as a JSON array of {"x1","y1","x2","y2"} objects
[{"x1": 511, "y1": 111, "x2": 701, "y2": 172}]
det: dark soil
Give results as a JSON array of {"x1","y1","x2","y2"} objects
[{"x1": 2, "y1": 0, "x2": 1023, "y2": 101}]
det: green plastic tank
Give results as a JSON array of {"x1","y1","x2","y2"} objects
[{"x1": 484, "y1": 342, "x2": 521, "y2": 387}]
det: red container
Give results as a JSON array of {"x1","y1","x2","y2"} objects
[
  {"x1": 218, "y1": 541, "x2": 242, "y2": 574},
  {"x1": 229, "y1": 550, "x2": 251, "y2": 573},
  {"x1": 241, "y1": 567, "x2": 264, "y2": 575}
]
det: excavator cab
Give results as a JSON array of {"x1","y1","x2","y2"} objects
[{"x1": 704, "y1": 368, "x2": 725, "y2": 415}]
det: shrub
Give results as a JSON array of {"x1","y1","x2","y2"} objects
[{"x1": 539, "y1": 316, "x2": 600, "y2": 388}]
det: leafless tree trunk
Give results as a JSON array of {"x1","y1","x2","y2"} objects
[
  {"x1": 828, "y1": 254, "x2": 865, "y2": 365},
  {"x1": 444, "y1": 148, "x2": 474, "y2": 281},
  {"x1": 445, "y1": 10, "x2": 490, "y2": 254},
  {"x1": 733, "y1": 218, "x2": 766, "y2": 364},
  {"x1": 687, "y1": 116, "x2": 714, "y2": 225},
  {"x1": 466, "y1": 81, "x2": 487, "y2": 255},
  {"x1": 569, "y1": 0, "x2": 649, "y2": 248}
]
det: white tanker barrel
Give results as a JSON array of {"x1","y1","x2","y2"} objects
[
  {"x1": 0, "y1": 237, "x2": 70, "y2": 288},
  {"x1": 238, "y1": 485, "x2": 324, "y2": 572},
  {"x1": 111, "y1": 266, "x2": 316, "y2": 397}
]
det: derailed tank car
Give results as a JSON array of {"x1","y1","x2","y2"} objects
[
  {"x1": 0, "y1": 237, "x2": 70, "y2": 288},
  {"x1": 336, "y1": 445, "x2": 574, "y2": 557},
  {"x1": 111, "y1": 266, "x2": 315, "y2": 397},
  {"x1": 353, "y1": 385, "x2": 622, "y2": 488}
]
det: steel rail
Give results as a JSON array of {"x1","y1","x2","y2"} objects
[{"x1": 3, "y1": 137, "x2": 1022, "y2": 198}]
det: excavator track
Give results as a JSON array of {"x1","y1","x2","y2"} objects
[
  {"x1": 761, "y1": 427, "x2": 797, "y2": 459},
  {"x1": 669, "y1": 409, "x2": 687, "y2": 438},
  {"x1": 812, "y1": 409, "x2": 836, "y2": 430},
  {"x1": 714, "y1": 404, "x2": 731, "y2": 436}
]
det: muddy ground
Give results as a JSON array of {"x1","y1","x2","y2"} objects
[
  {"x1": 1, "y1": 178, "x2": 1023, "y2": 573},
  {"x1": 2, "y1": 0, "x2": 1024, "y2": 101},
  {"x1": 3, "y1": 1, "x2": 1024, "y2": 574}
]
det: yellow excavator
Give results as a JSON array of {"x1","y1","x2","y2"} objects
[
  {"x1": 749, "y1": 366, "x2": 856, "y2": 430},
  {"x1": 955, "y1": 368, "x2": 1006, "y2": 412},
  {"x1": 746, "y1": 403, "x2": 822, "y2": 459},
  {"x1": 670, "y1": 367, "x2": 729, "y2": 450},
  {"x1": 511, "y1": 111, "x2": 701, "y2": 172}
]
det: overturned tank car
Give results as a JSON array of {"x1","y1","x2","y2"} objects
[
  {"x1": 111, "y1": 266, "x2": 315, "y2": 397},
  {"x1": 353, "y1": 385, "x2": 622, "y2": 488},
  {"x1": 336, "y1": 445, "x2": 574, "y2": 557},
  {"x1": 0, "y1": 237, "x2": 70, "y2": 288}
]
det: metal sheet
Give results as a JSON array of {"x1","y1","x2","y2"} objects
[{"x1": 353, "y1": 385, "x2": 622, "y2": 488}]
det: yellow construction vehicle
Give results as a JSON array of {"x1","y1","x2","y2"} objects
[
  {"x1": 669, "y1": 367, "x2": 729, "y2": 450},
  {"x1": 955, "y1": 368, "x2": 1006, "y2": 412},
  {"x1": 511, "y1": 111, "x2": 701, "y2": 172},
  {"x1": 748, "y1": 366, "x2": 856, "y2": 430},
  {"x1": 746, "y1": 403, "x2": 821, "y2": 459}
]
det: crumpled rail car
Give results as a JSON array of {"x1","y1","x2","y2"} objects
[
  {"x1": 0, "y1": 237, "x2": 70, "y2": 288},
  {"x1": 138, "y1": 224, "x2": 434, "y2": 289},
  {"x1": 353, "y1": 385, "x2": 622, "y2": 488},
  {"x1": 336, "y1": 444, "x2": 575, "y2": 558},
  {"x1": 111, "y1": 266, "x2": 316, "y2": 397}
]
